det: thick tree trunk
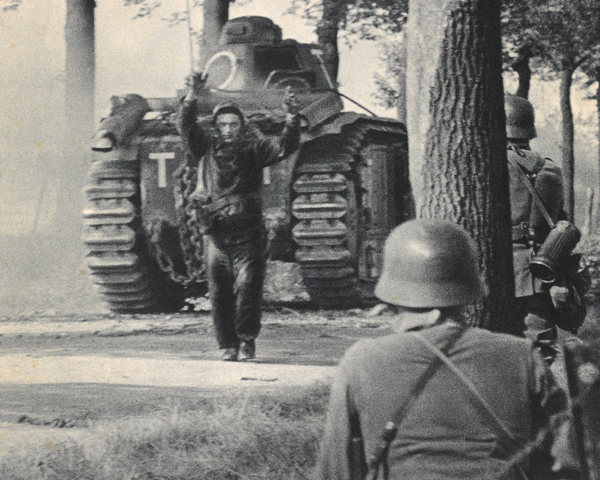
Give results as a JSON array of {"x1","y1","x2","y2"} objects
[
  {"x1": 559, "y1": 68, "x2": 575, "y2": 222},
  {"x1": 198, "y1": 0, "x2": 229, "y2": 68},
  {"x1": 61, "y1": 0, "x2": 95, "y2": 242},
  {"x1": 512, "y1": 46, "x2": 531, "y2": 99},
  {"x1": 316, "y1": 0, "x2": 345, "y2": 85},
  {"x1": 406, "y1": 0, "x2": 515, "y2": 332},
  {"x1": 595, "y1": 68, "x2": 600, "y2": 233}
]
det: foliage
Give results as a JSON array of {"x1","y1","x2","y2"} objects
[
  {"x1": 503, "y1": 0, "x2": 600, "y2": 75},
  {"x1": 0, "y1": 384, "x2": 330, "y2": 480},
  {"x1": 123, "y1": 0, "x2": 234, "y2": 21},
  {"x1": 287, "y1": 0, "x2": 407, "y2": 41},
  {"x1": 372, "y1": 36, "x2": 403, "y2": 109},
  {"x1": 574, "y1": 235, "x2": 600, "y2": 342},
  {"x1": 287, "y1": 0, "x2": 407, "y2": 107}
]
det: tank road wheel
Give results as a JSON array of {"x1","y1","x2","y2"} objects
[
  {"x1": 82, "y1": 147, "x2": 185, "y2": 313},
  {"x1": 291, "y1": 152, "x2": 363, "y2": 308}
]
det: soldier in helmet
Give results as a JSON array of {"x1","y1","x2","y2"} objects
[
  {"x1": 315, "y1": 219, "x2": 577, "y2": 480},
  {"x1": 177, "y1": 73, "x2": 300, "y2": 361},
  {"x1": 505, "y1": 94, "x2": 568, "y2": 364}
]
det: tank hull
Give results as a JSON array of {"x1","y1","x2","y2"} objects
[{"x1": 82, "y1": 15, "x2": 413, "y2": 312}]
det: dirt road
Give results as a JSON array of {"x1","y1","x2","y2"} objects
[{"x1": 0, "y1": 310, "x2": 393, "y2": 453}]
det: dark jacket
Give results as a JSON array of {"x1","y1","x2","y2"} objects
[
  {"x1": 508, "y1": 145, "x2": 564, "y2": 297},
  {"x1": 177, "y1": 99, "x2": 300, "y2": 225},
  {"x1": 315, "y1": 319, "x2": 576, "y2": 480}
]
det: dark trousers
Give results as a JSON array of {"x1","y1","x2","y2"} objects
[{"x1": 205, "y1": 228, "x2": 267, "y2": 349}]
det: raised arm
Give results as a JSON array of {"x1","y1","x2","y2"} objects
[
  {"x1": 177, "y1": 73, "x2": 210, "y2": 162},
  {"x1": 255, "y1": 87, "x2": 301, "y2": 167}
]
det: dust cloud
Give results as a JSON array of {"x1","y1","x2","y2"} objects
[{"x1": 0, "y1": 82, "x2": 105, "y2": 318}]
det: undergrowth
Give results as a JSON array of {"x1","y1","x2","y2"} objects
[{"x1": 0, "y1": 383, "x2": 330, "y2": 480}]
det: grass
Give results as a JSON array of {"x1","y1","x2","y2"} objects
[
  {"x1": 0, "y1": 383, "x2": 330, "y2": 480},
  {"x1": 576, "y1": 235, "x2": 600, "y2": 342}
]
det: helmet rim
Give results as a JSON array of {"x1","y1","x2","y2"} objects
[{"x1": 375, "y1": 219, "x2": 487, "y2": 308}]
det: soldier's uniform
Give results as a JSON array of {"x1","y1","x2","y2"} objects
[
  {"x1": 178, "y1": 99, "x2": 300, "y2": 360},
  {"x1": 315, "y1": 219, "x2": 578, "y2": 480},
  {"x1": 317, "y1": 321, "x2": 573, "y2": 480},
  {"x1": 509, "y1": 145, "x2": 565, "y2": 341},
  {"x1": 505, "y1": 95, "x2": 566, "y2": 361}
]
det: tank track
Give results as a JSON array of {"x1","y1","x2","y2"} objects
[
  {"x1": 291, "y1": 120, "x2": 409, "y2": 308},
  {"x1": 291, "y1": 133, "x2": 363, "y2": 308},
  {"x1": 82, "y1": 146, "x2": 185, "y2": 313}
]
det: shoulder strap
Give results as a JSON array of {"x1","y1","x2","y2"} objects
[
  {"x1": 365, "y1": 325, "x2": 467, "y2": 480},
  {"x1": 413, "y1": 331, "x2": 531, "y2": 480},
  {"x1": 507, "y1": 153, "x2": 555, "y2": 229},
  {"x1": 508, "y1": 144, "x2": 546, "y2": 176}
]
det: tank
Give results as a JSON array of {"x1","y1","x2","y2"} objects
[{"x1": 83, "y1": 16, "x2": 414, "y2": 312}]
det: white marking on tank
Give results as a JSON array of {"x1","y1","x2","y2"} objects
[
  {"x1": 263, "y1": 166, "x2": 271, "y2": 185},
  {"x1": 149, "y1": 152, "x2": 176, "y2": 188}
]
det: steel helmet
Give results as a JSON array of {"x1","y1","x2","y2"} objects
[
  {"x1": 375, "y1": 219, "x2": 487, "y2": 308},
  {"x1": 505, "y1": 94, "x2": 537, "y2": 140}
]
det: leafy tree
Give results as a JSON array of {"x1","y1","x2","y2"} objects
[
  {"x1": 501, "y1": 1, "x2": 534, "y2": 99},
  {"x1": 61, "y1": 0, "x2": 95, "y2": 239},
  {"x1": 406, "y1": 0, "x2": 515, "y2": 332},
  {"x1": 0, "y1": 0, "x2": 20, "y2": 10},
  {"x1": 503, "y1": 0, "x2": 600, "y2": 222},
  {"x1": 288, "y1": 0, "x2": 407, "y2": 84},
  {"x1": 580, "y1": 64, "x2": 600, "y2": 232}
]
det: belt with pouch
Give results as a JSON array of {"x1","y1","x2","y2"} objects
[
  {"x1": 205, "y1": 191, "x2": 260, "y2": 215},
  {"x1": 512, "y1": 222, "x2": 531, "y2": 245}
]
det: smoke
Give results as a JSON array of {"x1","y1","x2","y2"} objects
[{"x1": 0, "y1": 61, "x2": 99, "y2": 316}]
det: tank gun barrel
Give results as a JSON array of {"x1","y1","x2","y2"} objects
[{"x1": 92, "y1": 94, "x2": 150, "y2": 152}]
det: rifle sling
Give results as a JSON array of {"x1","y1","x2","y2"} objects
[
  {"x1": 413, "y1": 331, "x2": 530, "y2": 480},
  {"x1": 507, "y1": 154, "x2": 555, "y2": 229},
  {"x1": 364, "y1": 325, "x2": 467, "y2": 480}
]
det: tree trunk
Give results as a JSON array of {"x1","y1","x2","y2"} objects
[
  {"x1": 198, "y1": 0, "x2": 229, "y2": 68},
  {"x1": 512, "y1": 46, "x2": 531, "y2": 99},
  {"x1": 397, "y1": 32, "x2": 408, "y2": 123},
  {"x1": 595, "y1": 68, "x2": 600, "y2": 233},
  {"x1": 559, "y1": 67, "x2": 575, "y2": 222},
  {"x1": 316, "y1": 0, "x2": 345, "y2": 84},
  {"x1": 406, "y1": 0, "x2": 515, "y2": 332},
  {"x1": 61, "y1": 0, "x2": 95, "y2": 243}
]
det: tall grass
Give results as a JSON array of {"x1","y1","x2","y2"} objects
[
  {"x1": 0, "y1": 383, "x2": 330, "y2": 480},
  {"x1": 577, "y1": 235, "x2": 600, "y2": 342}
]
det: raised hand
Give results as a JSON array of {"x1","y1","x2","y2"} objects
[
  {"x1": 283, "y1": 86, "x2": 299, "y2": 115},
  {"x1": 184, "y1": 72, "x2": 208, "y2": 99}
]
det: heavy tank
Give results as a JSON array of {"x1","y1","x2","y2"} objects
[{"x1": 83, "y1": 15, "x2": 413, "y2": 312}]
